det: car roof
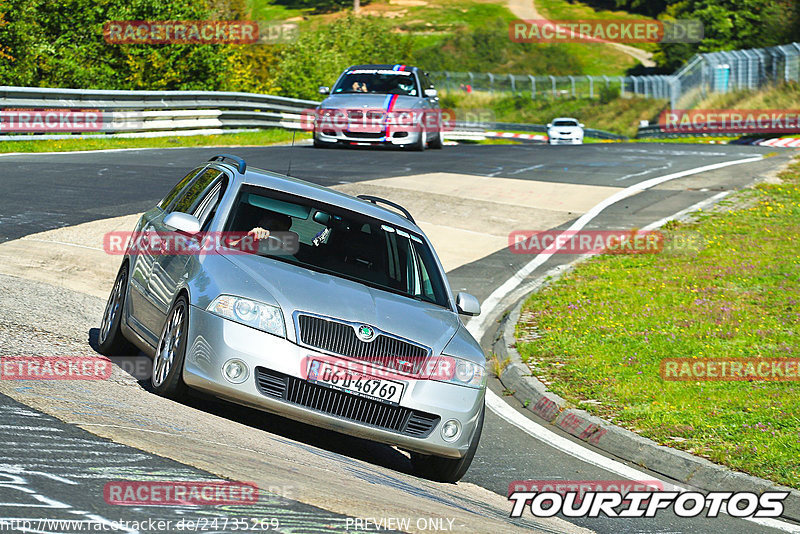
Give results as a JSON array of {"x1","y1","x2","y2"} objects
[
  {"x1": 552, "y1": 117, "x2": 579, "y2": 122},
  {"x1": 345, "y1": 64, "x2": 420, "y2": 73},
  {"x1": 212, "y1": 162, "x2": 422, "y2": 233}
]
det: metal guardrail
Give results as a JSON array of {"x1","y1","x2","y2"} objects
[
  {"x1": 0, "y1": 85, "x2": 624, "y2": 141},
  {"x1": 0, "y1": 86, "x2": 319, "y2": 139}
]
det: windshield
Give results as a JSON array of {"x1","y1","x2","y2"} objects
[
  {"x1": 224, "y1": 185, "x2": 449, "y2": 308},
  {"x1": 333, "y1": 69, "x2": 419, "y2": 96},
  {"x1": 552, "y1": 119, "x2": 579, "y2": 127}
]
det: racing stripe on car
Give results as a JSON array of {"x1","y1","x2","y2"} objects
[{"x1": 383, "y1": 94, "x2": 399, "y2": 141}]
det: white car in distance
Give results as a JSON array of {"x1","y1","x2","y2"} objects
[{"x1": 547, "y1": 117, "x2": 585, "y2": 145}]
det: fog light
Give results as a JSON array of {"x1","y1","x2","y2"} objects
[
  {"x1": 441, "y1": 419, "x2": 461, "y2": 442},
  {"x1": 223, "y1": 359, "x2": 248, "y2": 384}
]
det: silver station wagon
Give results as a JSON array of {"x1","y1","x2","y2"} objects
[{"x1": 99, "y1": 154, "x2": 486, "y2": 482}]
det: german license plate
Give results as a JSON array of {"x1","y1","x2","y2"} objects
[{"x1": 308, "y1": 360, "x2": 404, "y2": 404}]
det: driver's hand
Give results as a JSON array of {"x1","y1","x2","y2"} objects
[{"x1": 248, "y1": 227, "x2": 271, "y2": 241}]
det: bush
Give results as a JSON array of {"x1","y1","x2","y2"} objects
[
  {"x1": 412, "y1": 18, "x2": 582, "y2": 75},
  {"x1": 0, "y1": 0, "x2": 241, "y2": 90},
  {"x1": 599, "y1": 83, "x2": 620, "y2": 104},
  {"x1": 271, "y1": 15, "x2": 414, "y2": 100}
]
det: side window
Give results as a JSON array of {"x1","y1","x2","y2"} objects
[
  {"x1": 170, "y1": 169, "x2": 223, "y2": 215},
  {"x1": 158, "y1": 168, "x2": 204, "y2": 210},
  {"x1": 420, "y1": 72, "x2": 434, "y2": 90},
  {"x1": 193, "y1": 175, "x2": 228, "y2": 230}
]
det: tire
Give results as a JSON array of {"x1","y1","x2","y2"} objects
[
  {"x1": 429, "y1": 131, "x2": 444, "y2": 149},
  {"x1": 151, "y1": 295, "x2": 190, "y2": 400},
  {"x1": 313, "y1": 137, "x2": 329, "y2": 148},
  {"x1": 411, "y1": 403, "x2": 485, "y2": 483},
  {"x1": 98, "y1": 263, "x2": 138, "y2": 355},
  {"x1": 411, "y1": 129, "x2": 427, "y2": 152}
]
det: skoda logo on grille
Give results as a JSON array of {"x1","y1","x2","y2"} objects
[{"x1": 356, "y1": 324, "x2": 376, "y2": 342}]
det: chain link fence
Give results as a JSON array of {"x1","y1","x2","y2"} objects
[{"x1": 431, "y1": 41, "x2": 800, "y2": 109}]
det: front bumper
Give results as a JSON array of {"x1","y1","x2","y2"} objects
[
  {"x1": 314, "y1": 126, "x2": 423, "y2": 146},
  {"x1": 183, "y1": 306, "x2": 484, "y2": 458},
  {"x1": 548, "y1": 136, "x2": 583, "y2": 145}
]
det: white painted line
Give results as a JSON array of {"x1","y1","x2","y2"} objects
[
  {"x1": 475, "y1": 154, "x2": 800, "y2": 531},
  {"x1": 466, "y1": 155, "x2": 763, "y2": 339},
  {"x1": 21, "y1": 238, "x2": 105, "y2": 252},
  {"x1": 641, "y1": 191, "x2": 730, "y2": 231},
  {"x1": 486, "y1": 390, "x2": 799, "y2": 532}
]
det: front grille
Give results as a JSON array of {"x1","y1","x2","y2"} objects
[
  {"x1": 296, "y1": 314, "x2": 431, "y2": 375},
  {"x1": 255, "y1": 368, "x2": 439, "y2": 438},
  {"x1": 344, "y1": 131, "x2": 384, "y2": 139}
]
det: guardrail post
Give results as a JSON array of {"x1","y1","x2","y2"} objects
[
  {"x1": 488, "y1": 73, "x2": 495, "y2": 93},
  {"x1": 510, "y1": 74, "x2": 516, "y2": 94},
  {"x1": 588, "y1": 76, "x2": 594, "y2": 98},
  {"x1": 549, "y1": 75, "x2": 556, "y2": 98},
  {"x1": 568, "y1": 76, "x2": 575, "y2": 97},
  {"x1": 619, "y1": 76, "x2": 625, "y2": 96},
  {"x1": 528, "y1": 75, "x2": 536, "y2": 100}
]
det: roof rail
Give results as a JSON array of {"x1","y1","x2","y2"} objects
[
  {"x1": 357, "y1": 195, "x2": 416, "y2": 224},
  {"x1": 208, "y1": 154, "x2": 246, "y2": 174}
]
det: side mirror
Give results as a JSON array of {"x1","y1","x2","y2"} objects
[
  {"x1": 318, "y1": 86, "x2": 330, "y2": 95},
  {"x1": 424, "y1": 88, "x2": 438, "y2": 98},
  {"x1": 455, "y1": 292, "x2": 481, "y2": 316},
  {"x1": 579, "y1": 123, "x2": 585, "y2": 128},
  {"x1": 163, "y1": 212, "x2": 201, "y2": 235},
  {"x1": 546, "y1": 123, "x2": 552, "y2": 128}
]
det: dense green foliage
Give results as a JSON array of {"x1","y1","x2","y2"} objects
[
  {"x1": 576, "y1": 0, "x2": 800, "y2": 69},
  {"x1": 272, "y1": 15, "x2": 414, "y2": 100},
  {"x1": 411, "y1": 19, "x2": 582, "y2": 75},
  {"x1": 1, "y1": 0, "x2": 797, "y2": 95},
  {"x1": 269, "y1": 0, "x2": 371, "y2": 14},
  {"x1": 0, "y1": 0, "x2": 243, "y2": 89}
]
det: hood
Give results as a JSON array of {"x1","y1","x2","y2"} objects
[
  {"x1": 222, "y1": 254, "x2": 459, "y2": 354},
  {"x1": 549, "y1": 125, "x2": 582, "y2": 134},
  {"x1": 320, "y1": 93, "x2": 423, "y2": 111}
]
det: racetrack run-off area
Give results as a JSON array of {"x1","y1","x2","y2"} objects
[{"x1": 1, "y1": 142, "x2": 798, "y2": 533}]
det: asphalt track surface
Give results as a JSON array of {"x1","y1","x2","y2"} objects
[{"x1": 0, "y1": 142, "x2": 797, "y2": 533}]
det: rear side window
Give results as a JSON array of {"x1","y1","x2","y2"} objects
[
  {"x1": 158, "y1": 168, "x2": 204, "y2": 210},
  {"x1": 170, "y1": 169, "x2": 224, "y2": 214}
]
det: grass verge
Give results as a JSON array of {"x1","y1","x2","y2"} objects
[
  {"x1": 515, "y1": 157, "x2": 800, "y2": 488},
  {"x1": 0, "y1": 129, "x2": 306, "y2": 154},
  {"x1": 443, "y1": 91, "x2": 667, "y2": 137}
]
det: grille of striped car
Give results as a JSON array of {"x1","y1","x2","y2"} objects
[
  {"x1": 254, "y1": 367, "x2": 439, "y2": 438},
  {"x1": 295, "y1": 314, "x2": 431, "y2": 375}
]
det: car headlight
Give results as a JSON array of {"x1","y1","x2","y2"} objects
[
  {"x1": 207, "y1": 295, "x2": 285, "y2": 338},
  {"x1": 432, "y1": 355, "x2": 486, "y2": 389}
]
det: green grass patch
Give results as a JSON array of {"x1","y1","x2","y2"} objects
[
  {"x1": 442, "y1": 91, "x2": 666, "y2": 137},
  {"x1": 0, "y1": 129, "x2": 306, "y2": 154},
  {"x1": 515, "y1": 158, "x2": 800, "y2": 488}
]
